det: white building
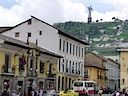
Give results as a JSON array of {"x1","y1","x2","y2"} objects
[
  {"x1": 104, "y1": 58, "x2": 120, "y2": 90},
  {"x1": 0, "y1": 16, "x2": 89, "y2": 91}
]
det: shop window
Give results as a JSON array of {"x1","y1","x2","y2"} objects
[
  {"x1": 39, "y1": 82, "x2": 44, "y2": 89},
  {"x1": 17, "y1": 81, "x2": 23, "y2": 92},
  {"x1": 4, "y1": 80, "x2": 10, "y2": 89}
]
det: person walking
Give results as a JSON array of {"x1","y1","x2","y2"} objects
[{"x1": 98, "y1": 89, "x2": 103, "y2": 96}]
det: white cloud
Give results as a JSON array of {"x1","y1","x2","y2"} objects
[{"x1": 0, "y1": 0, "x2": 128, "y2": 26}]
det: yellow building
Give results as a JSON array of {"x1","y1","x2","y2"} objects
[
  {"x1": 117, "y1": 48, "x2": 128, "y2": 90},
  {"x1": 85, "y1": 53, "x2": 107, "y2": 89},
  {"x1": 0, "y1": 35, "x2": 62, "y2": 95}
]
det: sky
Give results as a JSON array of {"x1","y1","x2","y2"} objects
[{"x1": 0, "y1": 0, "x2": 128, "y2": 26}]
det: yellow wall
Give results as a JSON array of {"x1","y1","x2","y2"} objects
[
  {"x1": 120, "y1": 51, "x2": 128, "y2": 89},
  {"x1": 85, "y1": 66, "x2": 106, "y2": 89},
  {"x1": 0, "y1": 52, "x2": 5, "y2": 73}
]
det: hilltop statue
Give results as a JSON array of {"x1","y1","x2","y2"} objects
[{"x1": 87, "y1": 6, "x2": 93, "y2": 24}]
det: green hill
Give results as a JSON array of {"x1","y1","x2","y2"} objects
[{"x1": 53, "y1": 20, "x2": 128, "y2": 56}]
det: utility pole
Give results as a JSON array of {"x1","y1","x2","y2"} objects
[{"x1": 87, "y1": 6, "x2": 93, "y2": 24}]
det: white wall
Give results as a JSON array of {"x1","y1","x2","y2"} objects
[{"x1": 2, "y1": 18, "x2": 59, "y2": 53}]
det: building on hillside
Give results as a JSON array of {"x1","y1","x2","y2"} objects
[
  {"x1": 85, "y1": 53, "x2": 107, "y2": 89},
  {"x1": 84, "y1": 62, "x2": 107, "y2": 89},
  {"x1": 0, "y1": 35, "x2": 62, "y2": 95},
  {"x1": 104, "y1": 58, "x2": 120, "y2": 91},
  {"x1": 0, "y1": 16, "x2": 89, "y2": 91},
  {"x1": 117, "y1": 48, "x2": 128, "y2": 90}
]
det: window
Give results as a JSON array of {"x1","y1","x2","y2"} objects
[
  {"x1": 49, "y1": 64, "x2": 53, "y2": 73},
  {"x1": 84, "y1": 69, "x2": 89, "y2": 78},
  {"x1": 28, "y1": 19, "x2": 32, "y2": 25},
  {"x1": 74, "y1": 82, "x2": 83, "y2": 87},
  {"x1": 66, "y1": 60, "x2": 68, "y2": 72},
  {"x1": 58, "y1": 76, "x2": 60, "y2": 91},
  {"x1": 40, "y1": 62, "x2": 44, "y2": 73},
  {"x1": 79, "y1": 47, "x2": 81, "y2": 57},
  {"x1": 59, "y1": 59, "x2": 61, "y2": 71},
  {"x1": 82, "y1": 48, "x2": 83, "y2": 57},
  {"x1": 73, "y1": 44, "x2": 75, "y2": 55},
  {"x1": 62, "y1": 77, "x2": 64, "y2": 90},
  {"x1": 72, "y1": 62, "x2": 74, "y2": 73},
  {"x1": 15, "y1": 32, "x2": 20, "y2": 37},
  {"x1": 76, "y1": 46, "x2": 78, "y2": 56},
  {"x1": 66, "y1": 42, "x2": 68, "y2": 53},
  {"x1": 62, "y1": 59, "x2": 64, "y2": 72},
  {"x1": 76, "y1": 62, "x2": 78, "y2": 73},
  {"x1": 28, "y1": 32, "x2": 31, "y2": 37},
  {"x1": 85, "y1": 83, "x2": 93, "y2": 87},
  {"x1": 39, "y1": 31, "x2": 42, "y2": 35},
  {"x1": 69, "y1": 61, "x2": 71, "y2": 73},
  {"x1": 19, "y1": 58, "x2": 24, "y2": 71},
  {"x1": 70, "y1": 43, "x2": 72, "y2": 54},
  {"x1": 30, "y1": 59, "x2": 33, "y2": 68},
  {"x1": 59, "y1": 39, "x2": 61, "y2": 51},
  {"x1": 4, "y1": 55, "x2": 9, "y2": 73},
  {"x1": 63, "y1": 40, "x2": 65, "y2": 52}
]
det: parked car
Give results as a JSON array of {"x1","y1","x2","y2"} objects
[
  {"x1": 59, "y1": 91, "x2": 69, "y2": 96},
  {"x1": 66, "y1": 90, "x2": 79, "y2": 96},
  {"x1": 59, "y1": 90, "x2": 79, "y2": 96}
]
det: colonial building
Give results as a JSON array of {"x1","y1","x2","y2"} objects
[
  {"x1": 105, "y1": 58, "x2": 120, "y2": 90},
  {"x1": 85, "y1": 52, "x2": 107, "y2": 89},
  {"x1": 117, "y1": 48, "x2": 128, "y2": 90},
  {"x1": 0, "y1": 35, "x2": 62, "y2": 95},
  {"x1": 0, "y1": 16, "x2": 89, "y2": 91},
  {"x1": 85, "y1": 52, "x2": 120, "y2": 90}
]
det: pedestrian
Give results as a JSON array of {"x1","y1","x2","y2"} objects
[
  {"x1": 12, "y1": 91, "x2": 17, "y2": 96},
  {"x1": 1, "y1": 89, "x2": 8, "y2": 96},
  {"x1": 116, "y1": 91, "x2": 120, "y2": 96},
  {"x1": 39, "y1": 88, "x2": 43, "y2": 96},
  {"x1": 98, "y1": 89, "x2": 103, "y2": 96}
]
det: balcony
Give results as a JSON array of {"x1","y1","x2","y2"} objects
[
  {"x1": 65, "y1": 68, "x2": 81, "y2": 76},
  {"x1": 1, "y1": 65, "x2": 15, "y2": 76}
]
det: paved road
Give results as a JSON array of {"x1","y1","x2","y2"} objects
[{"x1": 89, "y1": 94, "x2": 125, "y2": 96}]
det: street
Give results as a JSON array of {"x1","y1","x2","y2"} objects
[{"x1": 89, "y1": 94, "x2": 125, "y2": 96}]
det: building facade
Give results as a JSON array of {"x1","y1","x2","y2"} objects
[
  {"x1": 85, "y1": 53, "x2": 107, "y2": 89},
  {"x1": 1, "y1": 16, "x2": 89, "y2": 91},
  {"x1": 117, "y1": 48, "x2": 128, "y2": 90},
  {"x1": 104, "y1": 58, "x2": 120, "y2": 90},
  {"x1": 0, "y1": 35, "x2": 61, "y2": 95}
]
